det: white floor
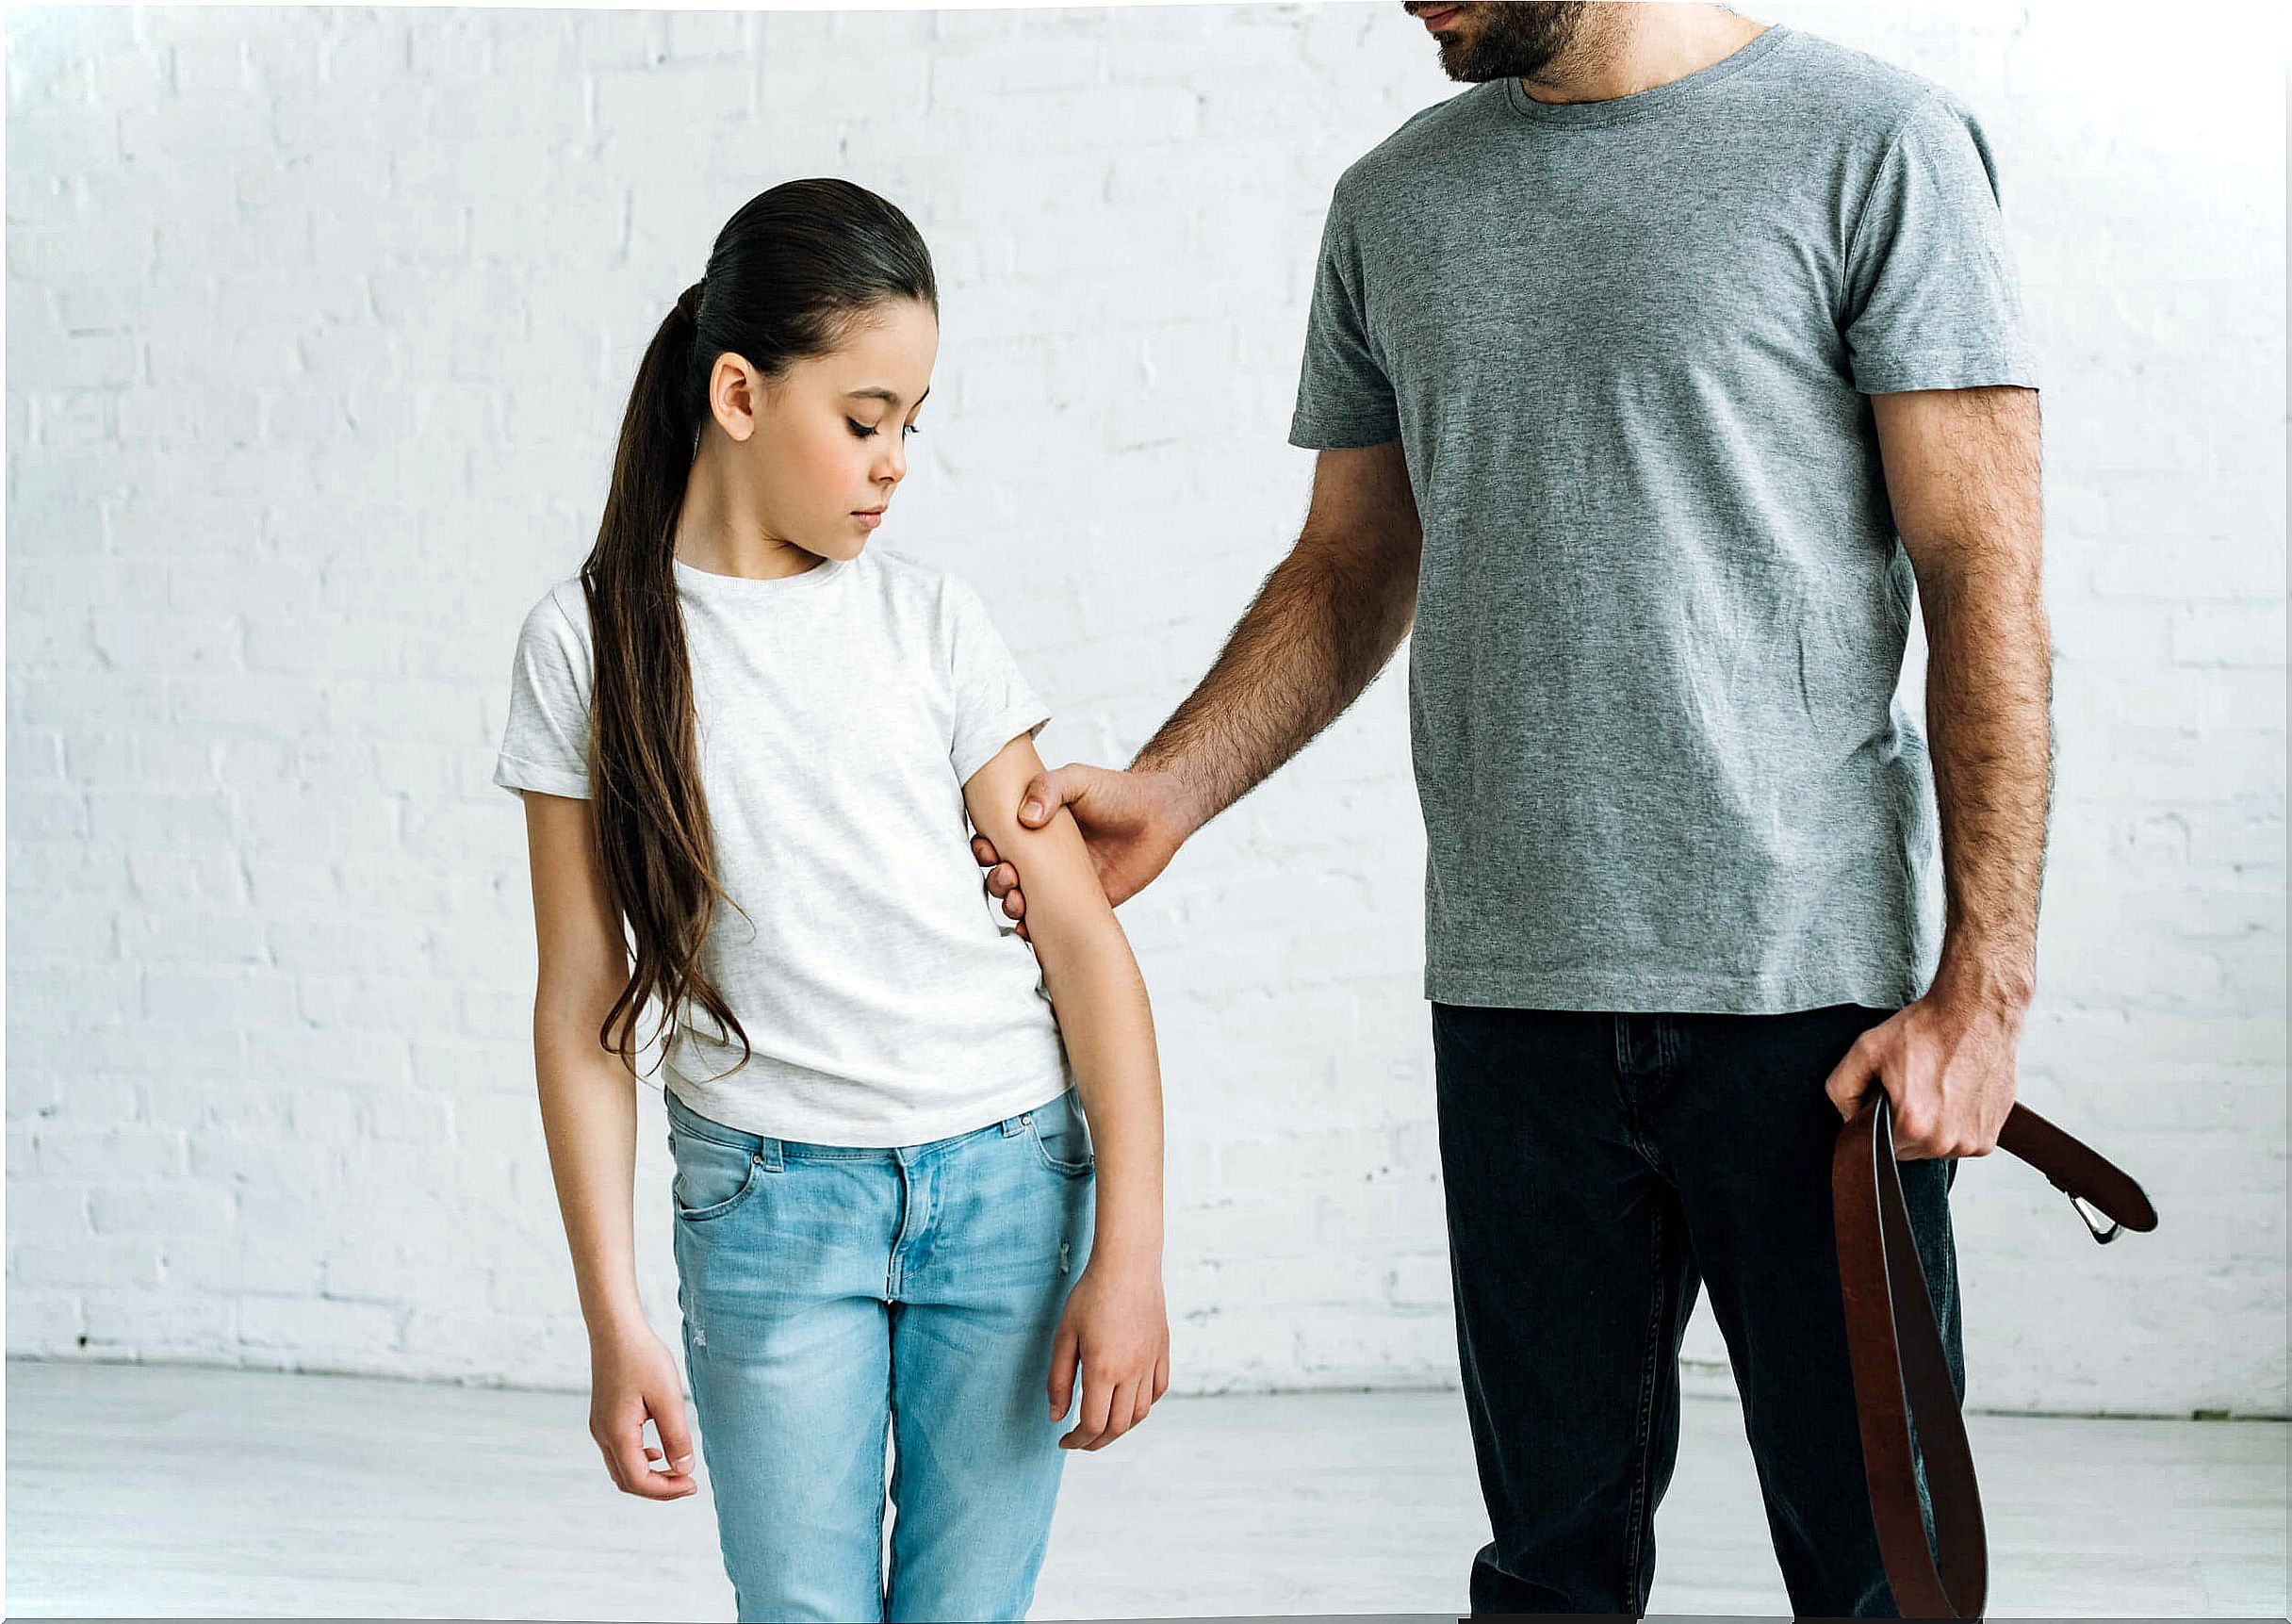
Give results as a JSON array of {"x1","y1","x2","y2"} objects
[{"x1": 5, "y1": 1357, "x2": 2284, "y2": 1619}]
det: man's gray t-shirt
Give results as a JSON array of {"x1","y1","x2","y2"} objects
[{"x1": 1287, "y1": 24, "x2": 2038, "y2": 1015}]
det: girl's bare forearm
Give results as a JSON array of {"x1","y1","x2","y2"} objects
[
  {"x1": 532, "y1": 1036, "x2": 650, "y2": 1340},
  {"x1": 1031, "y1": 928, "x2": 1165, "y2": 1270}
]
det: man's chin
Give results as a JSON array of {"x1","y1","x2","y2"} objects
[
  {"x1": 1440, "y1": 56, "x2": 1505, "y2": 86},
  {"x1": 1421, "y1": 0, "x2": 1582, "y2": 85},
  {"x1": 1431, "y1": 30, "x2": 1508, "y2": 86}
]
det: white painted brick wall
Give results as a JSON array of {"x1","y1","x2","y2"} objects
[{"x1": 7, "y1": 2, "x2": 2284, "y2": 1416}]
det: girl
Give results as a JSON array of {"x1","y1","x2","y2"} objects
[{"x1": 492, "y1": 177, "x2": 1170, "y2": 1623}]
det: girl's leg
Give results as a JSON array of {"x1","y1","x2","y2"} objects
[
  {"x1": 881, "y1": 1089, "x2": 1097, "y2": 1623},
  {"x1": 666, "y1": 1092, "x2": 898, "y2": 1623}
]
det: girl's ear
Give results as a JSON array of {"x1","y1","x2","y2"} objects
[{"x1": 707, "y1": 353, "x2": 764, "y2": 442}]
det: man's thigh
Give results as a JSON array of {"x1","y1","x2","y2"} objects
[
  {"x1": 1431, "y1": 1002, "x2": 1702, "y2": 1611},
  {"x1": 1648, "y1": 1000, "x2": 1962, "y2": 1401},
  {"x1": 1649, "y1": 1000, "x2": 1963, "y2": 1616}
]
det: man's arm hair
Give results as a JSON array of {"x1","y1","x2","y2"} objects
[
  {"x1": 1874, "y1": 384, "x2": 2051, "y2": 1009},
  {"x1": 1133, "y1": 439, "x2": 1423, "y2": 834}
]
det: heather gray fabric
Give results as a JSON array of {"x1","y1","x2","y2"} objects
[{"x1": 1287, "y1": 23, "x2": 2038, "y2": 1014}]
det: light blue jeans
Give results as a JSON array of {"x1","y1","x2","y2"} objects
[{"x1": 664, "y1": 1081, "x2": 1097, "y2": 1623}]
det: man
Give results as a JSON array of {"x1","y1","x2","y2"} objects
[{"x1": 974, "y1": 2, "x2": 2048, "y2": 1614}]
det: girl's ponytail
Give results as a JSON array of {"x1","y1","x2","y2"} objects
[
  {"x1": 575, "y1": 182, "x2": 937, "y2": 1078},
  {"x1": 581, "y1": 275, "x2": 747, "y2": 1075}
]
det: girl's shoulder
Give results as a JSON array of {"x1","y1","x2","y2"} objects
[
  {"x1": 852, "y1": 546, "x2": 997, "y2": 634},
  {"x1": 509, "y1": 576, "x2": 595, "y2": 683},
  {"x1": 517, "y1": 576, "x2": 591, "y2": 645},
  {"x1": 860, "y1": 544, "x2": 956, "y2": 597}
]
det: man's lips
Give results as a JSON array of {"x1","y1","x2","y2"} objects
[{"x1": 1419, "y1": 4, "x2": 1463, "y2": 27}]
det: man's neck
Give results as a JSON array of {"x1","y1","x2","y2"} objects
[{"x1": 1519, "y1": 4, "x2": 1769, "y2": 107}]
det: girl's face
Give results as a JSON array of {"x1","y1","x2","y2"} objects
[{"x1": 708, "y1": 296, "x2": 939, "y2": 564}]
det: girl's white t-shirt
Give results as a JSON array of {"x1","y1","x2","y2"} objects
[{"x1": 493, "y1": 546, "x2": 1072, "y2": 1147}]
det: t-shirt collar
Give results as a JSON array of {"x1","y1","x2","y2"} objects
[{"x1": 1502, "y1": 23, "x2": 1793, "y2": 129}]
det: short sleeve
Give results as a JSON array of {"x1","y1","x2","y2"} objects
[
  {"x1": 1841, "y1": 92, "x2": 2040, "y2": 395},
  {"x1": 1287, "y1": 178, "x2": 1402, "y2": 450},
  {"x1": 492, "y1": 586, "x2": 594, "y2": 800},
  {"x1": 937, "y1": 572, "x2": 1051, "y2": 788}
]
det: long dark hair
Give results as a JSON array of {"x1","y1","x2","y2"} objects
[{"x1": 580, "y1": 177, "x2": 938, "y2": 1076}]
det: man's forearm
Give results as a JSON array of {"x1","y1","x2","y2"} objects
[
  {"x1": 1132, "y1": 525, "x2": 1416, "y2": 836},
  {"x1": 1872, "y1": 385, "x2": 2050, "y2": 1016},
  {"x1": 1921, "y1": 560, "x2": 2052, "y2": 1012}
]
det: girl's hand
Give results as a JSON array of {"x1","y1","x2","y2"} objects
[
  {"x1": 588, "y1": 1321, "x2": 701, "y2": 1499},
  {"x1": 1047, "y1": 1256, "x2": 1171, "y2": 1450}
]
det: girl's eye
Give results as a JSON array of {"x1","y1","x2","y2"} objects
[{"x1": 847, "y1": 419, "x2": 923, "y2": 439}]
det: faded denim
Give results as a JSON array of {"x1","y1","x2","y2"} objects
[{"x1": 665, "y1": 1081, "x2": 1096, "y2": 1622}]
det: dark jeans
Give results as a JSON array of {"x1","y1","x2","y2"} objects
[{"x1": 1432, "y1": 1000, "x2": 1963, "y2": 1620}]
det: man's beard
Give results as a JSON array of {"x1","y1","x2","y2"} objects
[{"x1": 1437, "y1": 1, "x2": 1594, "y2": 83}]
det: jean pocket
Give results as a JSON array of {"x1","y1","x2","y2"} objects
[
  {"x1": 1026, "y1": 1089, "x2": 1095, "y2": 1178},
  {"x1": 668, "y1": 1123, "x2": 766, "y2": 1222}
]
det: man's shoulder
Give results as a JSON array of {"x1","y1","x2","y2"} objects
[
  {"x1": 1326, "y1": 34, "x2": 1979, "y2": 203},
  {"x1": 1762, "y1": 27, "x2": 1976, "y2": 147},
  {"x1": 1332, "y1": 82, "x2": 1501, "y2": 209}
]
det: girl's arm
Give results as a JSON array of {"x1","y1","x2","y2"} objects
[
  {"x1": 520, "y1": 789, "x2": 699, "y2": 1500},
  {"x1": 963, "y1": 732, "x2": 1171, "y2": 1449}
]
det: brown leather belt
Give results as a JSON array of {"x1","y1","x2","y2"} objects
[{"x1": 1832, "y1": 1096, "x2": 2159, "y2": 1619}]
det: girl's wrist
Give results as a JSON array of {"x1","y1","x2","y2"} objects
[
  {"x1": 584, "y1": 1297, "x2": 654, "y2": 1348},
  {"x1": 1086, "y1": 1227, "x2": 1164, "y2": 1276}
]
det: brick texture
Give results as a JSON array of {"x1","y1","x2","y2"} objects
[{"x1": 6, "y1": 3, "x2": 2284, "y2": 1415}]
